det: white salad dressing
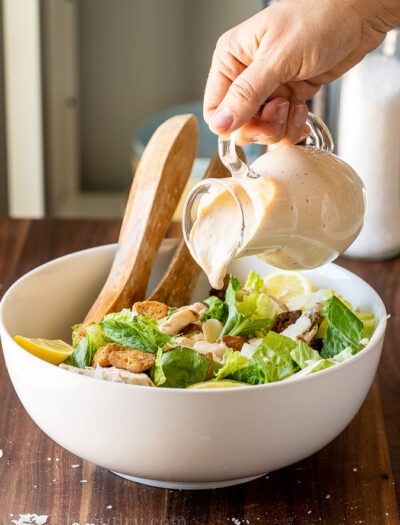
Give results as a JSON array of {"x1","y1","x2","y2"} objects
[{"x1": 187, "y1": 145, "x2": 366, "y2": 289}]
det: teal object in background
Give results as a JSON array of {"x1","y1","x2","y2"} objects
[{"x1": 132, "y1": 101, "x2": 261, "y2": 181}]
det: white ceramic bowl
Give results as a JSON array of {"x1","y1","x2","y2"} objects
[{"x1": 0, "y1": 241, "x2": 387, "y2": 489}]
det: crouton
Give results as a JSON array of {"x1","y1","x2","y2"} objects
[
  {"x1": 222, "y1": 335, "x2": 247, "y2": 352},
  {"x1": 271, "y1": 310, "x2": 302, "y2": 333},
  {"x1": 133, "y1": 300, "x2": 169, "y2": 320},
  {"x1": 108, "y1": 349, "x2": 156, "y2": 373},
  {"x1": 92, "y1": 342, "x2": 129, "y2": 367},
  {"x1": 208, "y1": 275, "x2": 230, "y2": 300}
]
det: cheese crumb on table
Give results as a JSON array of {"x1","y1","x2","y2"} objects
[{"x1": 11, "y1": 514, "x2": 48, "y2": 525}]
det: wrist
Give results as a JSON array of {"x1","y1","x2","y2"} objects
[{"x1": 347, "y1": 0, "x2": 400, "y2": 32}]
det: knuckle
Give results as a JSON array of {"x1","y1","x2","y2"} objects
[{"x1": 229, "y1": 76, "x2": 259, "y2": 106}]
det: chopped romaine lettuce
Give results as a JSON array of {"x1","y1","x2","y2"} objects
[
  {"x1": 101, "y1": 317, "x2": 170, "y2": 353},
  {"x1": 290, "y1": 341, "x2": 321, "y2": 369},
  {"x1": 86, "y1": 323, "x2": 107, "y2": 350},
  {"x1": 103, "y1": 308, "x2": 136, "y2": 324},
  {"x1": 355, "y1": 312, "x2": 376, "y2": 340},
  {"x1": 334, "y1": 347, "x2": 353, "y2": 362},
  {"x1": 150, "y1": 346, "x2": 212, "y2": 388},
  {"x1": 244, "y1": 270, "x2": 264, "y2": 291},
  {"x1": 64, "y1": 336, "x2": 97, "y2": 369},
  {"x1": 307, "y1": 359, "x2": 335, "y2": 374},
  {"x1": 254, "y1": 331, "x2": 298, "y2": 381},
  {"x1": 237, "y1": 291, "x2": 282, "y2": 320},
  {"x1": 203, "y1": 296, "x2": 228, "y2": 323},
  {"x1": 321, "y1": 296, "x2": 363, "y2": 358},
  {"x1": 215, "y1": 348, "x2": 266, "y2": 385},
  {"x1": 219, "y1": 277, "x2": 273, "y2": 339}
]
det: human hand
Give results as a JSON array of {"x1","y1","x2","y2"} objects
[{"x1": 204, "y1": 0, "x2": 400, "y2": 145}]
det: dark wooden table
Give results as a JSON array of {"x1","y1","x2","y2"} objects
[{"x1": 0, "y1": 218, "x2": 398, "y2": 525}]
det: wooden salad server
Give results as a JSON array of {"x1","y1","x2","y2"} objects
[
  {"x1": 148, "y1": 147, "x2": 246, "y2": 307},
  {"x1": 84, "y1": 114, "x2": 199, "y2": 325}
]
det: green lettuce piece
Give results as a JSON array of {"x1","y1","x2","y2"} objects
[
  {"x1": 63, "y1": 336, "x2": 97, "y2": 369},
  {"x1": 203, "y1": 296, "x2": 228, "y2": 323},
  {"x1": 244, "y1": 270, "x2": 264, "y2": 291},
  {"x1": 215, "y1": 349, "x2": 249, "y2": 379},
  {"x1": 215, "y1": 349, "x2": 266, "y2": 385},
  {"x1": 308, "y1": 359, "x2": 335, "y2": 374},
  {"x1": 103, "y1": 308, "x2": 136, "y2": 324},
  {"x1": 355, "y1": 312, "x2": 376, "y2": 339},
  {"x1": 71, "y1": 324, "x2": 83, "y2": 348},
  {"x1": 290, "y1": 341, "x2": 321, "y2": 369},
  {"x1": 335, "y1": 347, "x2": 353, "y2": 362},
  {"x1": 150, "y1": 347, "x2": 212, "y2": 388},
  {"x1": 321, "y1": 296, "x2": 363, "y2": 358},
  {"x1": 86, "y1": 324, "x2": 107, "y2": 350},
  {"x1": 252, "y1": 331, "x2": 299, "y2": 381},
  {"x1": 101, "y1": 317, "x2": 170, "y2": 353},
  {"x1": 237, "y1": 291, "x2": 281, "y2": 320},
  {"x1": 257, "y1": 331, "x2": 297, "y2": 367},
  {"x1": 219, "y1": 277, "x2": 273, "y2": 339}
]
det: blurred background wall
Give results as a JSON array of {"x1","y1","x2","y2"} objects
[
  {"x1": 0, "y1": 0, "x2": 260, "y2": 217},
  {"x1": 78, "y1": 0, "x2": 260, "y2": 191}
]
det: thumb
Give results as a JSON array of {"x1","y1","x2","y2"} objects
[{"x1": 209, "y1": 58, "x2": 281, "y2": 134}]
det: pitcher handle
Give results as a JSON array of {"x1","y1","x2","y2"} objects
[{"x1": 305, "y1": 112, "x2": 334, "y2": 152}]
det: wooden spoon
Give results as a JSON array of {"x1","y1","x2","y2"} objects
[
  {"x1": 148, "y1": 147, "x2": 246, "y2": 307},
  {"x1": 84, "y1": 114, "x2": 198, "y2": 325}
]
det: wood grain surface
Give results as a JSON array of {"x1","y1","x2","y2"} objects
[
  {"x1": 0, "y1": 218, "x2": 398, "y2": 525},
  {"x1": 148, "y1": 146, "x2": 246, "y2": 306},
  {"x1": 84, "y1": 114, "x2": 198, "y2": 325}
]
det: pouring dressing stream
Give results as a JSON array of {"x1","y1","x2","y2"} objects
[{"x1": 183, "y1": 114, "x2": 366, "y2": 289}]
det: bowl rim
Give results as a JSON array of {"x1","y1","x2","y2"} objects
[{"x1": 0, "y1": 242, "x2": 388, "y2": 395}]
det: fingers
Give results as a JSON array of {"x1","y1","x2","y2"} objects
[
  {"x1": 207, "y1": 57, "x2": 281, "y2": 134},
  {"x1": 281, "y1": 103, "x2": 309, "y2": 145},
  {"x1": 235, "y1": 98, "x2": 289, "y2": 145},
  {"x1": 235, "y1": 100, "x2": 309, "y2": 146}
]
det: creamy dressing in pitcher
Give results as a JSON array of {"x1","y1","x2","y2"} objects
[{"x1": 188, "y1": 145, "x2": 365, "y2": 289}]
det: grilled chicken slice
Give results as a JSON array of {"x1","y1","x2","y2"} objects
[
  {"x1": 281, "y1": 303, "x2": 323, "y2": 344},
  {"x1": 158, "y1": 302, "x2": 207, "y2": 336}
]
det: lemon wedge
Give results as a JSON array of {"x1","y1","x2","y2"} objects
[
  {"x1": 263, "y1": 270, "x2": 313, "y2": 301},
  {"x1": 14, "y1": 336, "x2": 73, "y2": 365},
  {"x1": 187, "y1": 380, "x2": 248, "y2": 389}
]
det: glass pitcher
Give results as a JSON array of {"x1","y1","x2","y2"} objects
[{"x1": 183, "y1": 113, "x2": 366, "y2": 289}]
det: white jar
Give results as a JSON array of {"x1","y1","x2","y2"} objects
[{"x1": 338, "y1": 29, "x2": 400, "y2": 260}]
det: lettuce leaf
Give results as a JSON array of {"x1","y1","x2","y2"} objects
[
  {"x1": 244, "y1": 270, "x2": 264, "y2": 291},
  {"x1": 103, "y1": 308, "x2": 136, "y2": 324},
  {"x1": 321, "y1": 296, "x2": 363, "y2": 358},
  {"x1": 334, "y1": 347, "x2": 353, "y2": 362},
  {"x1": 86, "y1": 323, "x2": 107, "y2": 350},
  {"x1": 254, "y1": 331, "x2": 298, "y2": 381},
  {"x1": 150, "y1": 347, "x2": 212, "y2": 388},
  {"x1": 101, "y1": 317, "x2": 170, "y2": 353},
  {"x1": 355, "y1": 312, "x2": 376, "y2": 340},
  {"x1": 215, "y1": 348, "x2": 266, "y2": 385},
  {"x1": 290, "y1": 341, "x2": 321, "y2": 369},
  {"x1": 63, "y1": 336, "x2": 97, "y2": 369},
  {"x1": 308, "y1": 359, "x2": 335, "y2": 374},
  {"x1": 203, "y1": 296, "x2": 228, "y2": 323},
  {"x1": 219, "y1": 277, "x2": 273, "y2": 339},
  {"x1": 237, "y1": 292, "x2": 281, "y2": 320}
]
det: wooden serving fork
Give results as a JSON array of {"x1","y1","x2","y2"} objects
[
  {"x1": 148, "y1": 147, "x2": 246, "y2": 307},
  {"x1": 84, "y1": 114, "x2": 198, "y2": 325}
]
